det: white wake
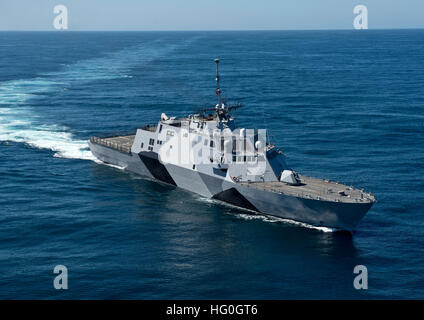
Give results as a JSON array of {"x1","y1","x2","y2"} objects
[
  {"x1": 197, "y1": 196, "x2": 337, "y2": 232},
  {"x1": 234, "y1": 213, "x2": 336, "y2": 233},
  {"x1": 0, "y1": 80, "x2": 96, "y2": 160},
  {"x1": 0, "y1": 41, "x2": 181, "y2": 160}
]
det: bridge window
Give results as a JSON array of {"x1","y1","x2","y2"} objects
[
  {"x1": 213, "y1": 167, "x2": 228, "y2": 177},
  {"x1": 210, "y1": 140, "x2": 215, "y2": 148},
  {"x1": 149, "y1": 138, "x2": 155, "y2": 146}
]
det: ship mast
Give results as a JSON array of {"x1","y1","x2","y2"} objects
[{"x1": 214, "y1": 58, "x2": 222, "y2": 108}]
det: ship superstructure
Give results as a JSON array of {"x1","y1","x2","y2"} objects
[{"x1": 89, "y1": 59, "x2": 375, "y2": 231}]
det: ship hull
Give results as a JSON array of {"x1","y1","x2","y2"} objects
[{"x1": 89, "y1": 142, "x2": 372, "y2": 231}]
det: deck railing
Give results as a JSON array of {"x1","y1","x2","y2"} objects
[
  {"x1": 91, "y1": 129, "x2": 137, "y2": 139},
  {"x1": 89, "y1": 136, "x2": 132, "y2": 154}
]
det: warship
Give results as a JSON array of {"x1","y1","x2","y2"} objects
[{"x1": 89, "y1": 59, "x2": 375, "y2": 231}]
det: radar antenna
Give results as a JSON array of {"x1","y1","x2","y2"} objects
[
  {"x1": 214, "y1": 59, "x2": 222, "y2": 108},
  {"x1": 194, "y1": 59, "x2": 241, "y2": 125}
]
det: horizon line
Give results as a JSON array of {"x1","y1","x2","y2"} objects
[{"x1": 1, "y1": 27, "x2": 424, "y2": 32}]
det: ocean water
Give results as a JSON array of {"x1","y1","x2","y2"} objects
[{"x1": 0, "y1": 30, "x2": 423, "y2": 299}]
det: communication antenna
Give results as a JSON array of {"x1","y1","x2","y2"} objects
[{"x1": 214, "y1": 59, "x2": 222, "y2": 108}]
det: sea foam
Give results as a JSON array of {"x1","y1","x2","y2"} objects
[{"x1": 0, "y1": 44, "x2": 156, "y2": 161}]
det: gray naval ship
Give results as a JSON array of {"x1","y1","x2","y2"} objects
[{"x1": 89, "y1": 59, "x2": 376, "y2": 231}]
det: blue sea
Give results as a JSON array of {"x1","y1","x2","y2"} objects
[{"x1": 0, "y1": 30, "x2": 423, "y2": 299}]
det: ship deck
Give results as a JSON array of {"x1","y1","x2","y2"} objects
[
  {"x1": 90, "y1": 135, "x2": 135, "y2": 154},
  {"x1": 238, "y1": 175, "x2": 375, "y2": 204}
]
